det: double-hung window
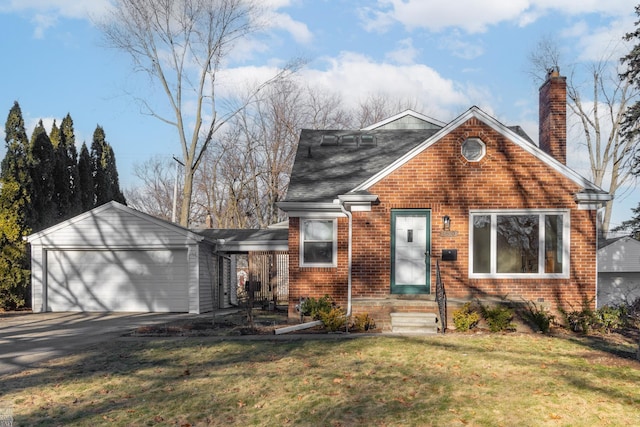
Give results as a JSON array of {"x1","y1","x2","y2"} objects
[
  {"x1": 469, "y1": 210, "x2": 569, "y2": 278},
  {"x1": 300, "y1": 219, "x2": 337, "y2": 267}
]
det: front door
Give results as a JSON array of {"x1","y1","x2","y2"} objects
[{"x1": 391, "y1": 210, "x2": 431, "y2": 294}]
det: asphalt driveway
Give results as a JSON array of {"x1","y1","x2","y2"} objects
[{"x1": 0, "y1": 312, "x2": 198, "y2": 375}]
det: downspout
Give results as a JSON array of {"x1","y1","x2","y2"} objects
[{"x1": 339, "y1": 202, "x2": 353, "y2": 318}]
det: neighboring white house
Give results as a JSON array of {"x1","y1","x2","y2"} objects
[
  {"x1": 26, "y1": 201, "x2": 217, "y2": 313},
  {"x1": 597, "y1": 236, "x2": 640, "y2": 308}
]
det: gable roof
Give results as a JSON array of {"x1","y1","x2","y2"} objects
[
  {"x1": 354, "y1": 107, "x2": 607, "y2": 196},
  {"x1": 362, "y1": 109, "x2": 446, "y2": 130},
  {"x1": 26, "y1": 201, "x2": 207, "y2": 244},
  {"x1": 283, "y1": 107, "x2": 610, "y2": 207}
]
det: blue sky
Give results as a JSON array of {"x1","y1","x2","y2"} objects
[{"x1": 0, "y1": 0, "x2": 638, "y2": 229}]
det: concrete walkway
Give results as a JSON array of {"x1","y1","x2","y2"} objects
[{"x1": 0, "y1": 312, "x2": 199, "y2": 375}]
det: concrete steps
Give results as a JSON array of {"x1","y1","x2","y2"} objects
[{"x1": 390, "y1": 312, "x2": 439, "y2": 334}]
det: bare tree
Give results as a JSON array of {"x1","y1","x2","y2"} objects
[
  {"x1": 355, "y1": 93, "x2": 419, "y2": 128},
  {"x1": 124, "y1": 156, "x2": 177, "y2": 221},
  {"x1": 99, "y1": 0, "x2": 297, "y2": 226},
  {"x1": 528, "y1": 38, "x2": 639, "y2": 233},
  {"x1": 304, "y1": 85, "x2": 353, "y2": 129}
]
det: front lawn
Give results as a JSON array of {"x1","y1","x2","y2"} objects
[{"x1": 1, "y1": 332, "x2": 639, "y2": 426}]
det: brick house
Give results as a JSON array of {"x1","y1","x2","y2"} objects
[{"x1": 278, "y1": 70, "x2": 611, "y2": 331}]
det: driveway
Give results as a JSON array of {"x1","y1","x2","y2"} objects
[{"x1": 0, "y1": 312, "x2": 198, "y2": 375}]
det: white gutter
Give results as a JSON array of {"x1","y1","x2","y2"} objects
[{"x1": 339, "y1": 201, "x2": 353, "y2": 318}]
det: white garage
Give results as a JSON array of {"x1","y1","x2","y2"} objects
[
  {"x1": 27, "y1": 202, "x2": 216, "y2": 313},
  {"x1": 598, "y1": 236, "x2": 640, "y2": 308}
]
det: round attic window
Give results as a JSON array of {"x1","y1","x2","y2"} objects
[{"x1": 461, "y1": 138, "x2": 486, "y2": 162}]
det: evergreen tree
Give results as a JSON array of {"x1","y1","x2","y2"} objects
[
  {"x1": 612, "y1": 203, "x2": 640, "y2": 239},
  {"x1": 91, "y1": 125, "x2": 126, "y2": 206},
  {"x1": 0, "y1": 179, "x2": 31, "y2": 309},
  {"x1": 0, "y1": 102, "x2": 31, "y2": 309},
  {"x1": 77, "y1": 142, "x2": 95, "y2": 211},
  {"x1": 49, "y1": 120, "x2": 61, "y2": 148},
  {"x1": 29, "y1": 120, "x2": 57, "y2": 231},
  {"x1": 2, "y1": 102, "x2": 31, "y2": 189},
  {"x1": 620, "y1": 4, "x2": 640, "y2": 174},
  {"x1": 55, "y1": 114, "x2": 81, "y2": 218}
]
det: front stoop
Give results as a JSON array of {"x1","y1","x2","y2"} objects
[{"x1": 390, "y1": 312, "x2": 439, "y2": 334}]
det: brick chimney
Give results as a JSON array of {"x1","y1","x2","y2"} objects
[{"x1": 538, "y1": 67, "x2": 567, "y2": 164}]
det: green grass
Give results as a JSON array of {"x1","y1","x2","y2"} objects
[{"x1": 1, "y1": 333, "x2": 639, "y2": 426}]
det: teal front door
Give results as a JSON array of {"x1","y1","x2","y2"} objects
[{"x1": 391, "y1": 210, "x2": 431, "y2": 294}]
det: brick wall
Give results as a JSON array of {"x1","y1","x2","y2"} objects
[{"x1": 287, "y1": 117, "x2": 598, "y2": 324}]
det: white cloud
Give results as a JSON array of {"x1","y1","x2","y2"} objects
[
  {"x1": 561, "y1": 17, "x2": 635, "y2": 63},
  {"x1": 437, "y1": 31, "x2": 484, "y2": 60},
  {"x1": 300, "y1": 52, "x2": 476, "y2": 118},
  {"x1": 263, "y1": 10, "x2": 313, "y2": 44},
  {"x1": 360, "y1": 0, "x2": 531, "y2": 33},
  {"x1": 215, "y1": 51, "x2": 483, "y2": 121},
  {"x1": 0, "y1": 0, "x2": 111, "y2": 37},
  {"x1": 385, "y1": 38, "x2": 420, "y2": 65},
  {"x1": 358, "y1": 0, "x2": 634, "y2": 34}
]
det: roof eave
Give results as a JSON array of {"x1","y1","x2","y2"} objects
[{"x1": 277, "y1": 201, "x2": 347, "y2": 218}]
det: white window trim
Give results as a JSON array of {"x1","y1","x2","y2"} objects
[
  {"x1": 468, "y1": 209, "x2": 570, "y2": 279},
  {"x1": 299, "y1": 218, "x2": 338, "y2": 267}
]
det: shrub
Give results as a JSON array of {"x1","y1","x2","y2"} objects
[
  {"x1": 452, "y1": 302, "x2": 480, "y2": 332},
  {"x1": 300, "y1": 295, "x2": 334, "y2": 320},
  {"x1": 522, "y1": 301, "x2": 555, "y2": 334},
  {"x1": 560, "y1": 300, "x2": 596, "y2": 333},
  {"x1": 626, "y1": 297, "x2": 640, "y2": 329},
  {"x1": 594, "y1": 305, "x2": 627, "y2": 333},
  {"x1": 350, "y1": 313, "x2": 376, "y2": 332},
  {"x1": 319, "y1": 307, "x2": 347, "y2": 332},
  {"x1": 481, "y1": 305, "x2": 516, "y2": 332}
]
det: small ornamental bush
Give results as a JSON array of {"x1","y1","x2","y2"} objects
[
  {"x1": 452, "y1": 302, "x2": 480, "y2": 332},
  {"x1": 560, "y1": 300, "x2": 596, "y2": 333},
  {"x1": 481, "y1": 305, "x2": 516, "y2": 332},
  {"x1": 319, "y1": 307, "x2": 347, "y2": 332},
  {"x1": 300, "y1": 295, "x2": 334, "y2": 320},
  {"x1": 594, "y1": 305, "x2": 627, "y2": 333},
  {"x1": 350, "y1": 313, "x2": 376, "y2": 332},
  {"x1": 523, "y1": 301, "x2": 555, "y2": 334}
]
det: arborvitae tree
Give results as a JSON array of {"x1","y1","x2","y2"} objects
[
  {"x1": 77, "y1": 142, "x2": 95, "y2": 211},
  {"x1": 0, "y1": 179, "x2": 31, "y2": 309},
  {"x1": 55, "y1": 114, "x2": 81, "y2": 218},
  {"x1": 49, "y1": 120, "x2": 61, "y2": 148},
  {"x1": 29, "y1": 120, "x2": 57, "y2": 231},
  {"x1": 0, "y1": 101, "x2": 31, "y2": 309},
  {"x1": 91, "y1": 125, "x2": 126, "y2": 206},
  {"x1": 1, "y1": 102, "x2": 31, "y2": 190}
]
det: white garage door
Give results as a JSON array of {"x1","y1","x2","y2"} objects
[{"x1": 46, "y1": 249, "x2": 189, "y2": 312}]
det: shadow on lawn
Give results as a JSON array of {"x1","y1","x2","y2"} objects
[{"x1": 2, "y1": 315, "x2": 639, "y2": 425}]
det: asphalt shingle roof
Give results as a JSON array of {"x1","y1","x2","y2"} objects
[{"x1": 284, "y1": 128, "x2": 440, "y2": 203}]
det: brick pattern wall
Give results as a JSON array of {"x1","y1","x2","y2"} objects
[{"x1": 287, "y1": 117, "x2": 597, "y2": 325}]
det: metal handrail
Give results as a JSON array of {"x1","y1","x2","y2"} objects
[{"x1": 435, "y1": 259, "x2": 447, "y2": 333}]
